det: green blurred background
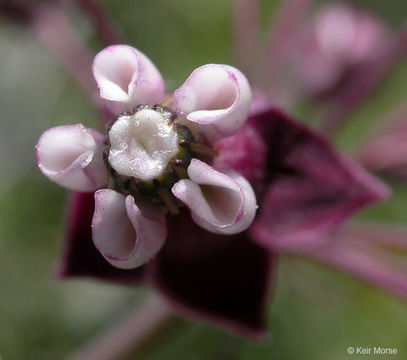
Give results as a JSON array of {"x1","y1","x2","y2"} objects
[{"x1": 1, "y1": 0, "x2": 407, "y2": 359}]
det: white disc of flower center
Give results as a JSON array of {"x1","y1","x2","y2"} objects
[{"x1": 108, "y1": 108, "x2": 178, "y2": 181}]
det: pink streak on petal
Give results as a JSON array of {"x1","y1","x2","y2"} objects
[
  {"x1": 171, "y1": 159, "x2": 257, "y2": 235},
  {"x1": 174, "y1": 64, "x2": 252, "y2": 142},
  {"x1": 93, "y1": 45, "x2": 165, "y2": 114},
  {"x1": 36, "y1": 124, "x2": 107, "y2": 192},
  {"x1": 92, "y1": 189, "x2": 166, "y2": 269}
]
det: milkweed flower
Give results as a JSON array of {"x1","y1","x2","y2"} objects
[
  {"x1": 37, "y1": 45, "x2": 257, "y2": 267},
  {"x1": 36, "y1": 45, "x2": 388, "y2": 336}
]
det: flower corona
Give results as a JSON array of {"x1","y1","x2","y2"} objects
[{"x1": 36, "y1": 44, "x2": 257, "y2": 270}]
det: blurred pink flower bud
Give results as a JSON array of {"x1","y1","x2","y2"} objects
[{"x1": 297, "y1": 3, "x2": 387, "y2": 98}]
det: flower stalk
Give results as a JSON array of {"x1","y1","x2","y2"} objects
[
  {"x1": 68, "y1": 295, "x2": 174, "y2": 360},
  {"x1": 233, "y1": 0, "x2": 259, "y2": 79},
  {"x1": 264, "y1": 0, "x2": 311, "y2": 96},
  {"x1": 75, "y1": 0, "x2": 123, "y2": 46},
  {"x1": 294, "y1": 235, "x2": 407, "y2": 301},
  {"x1": 345, "y1": 223, "x2": 407, "y2": 251},
  {"x1": 31, "y1": 4, "x2": 96, "y2": 96},
  {"x1": 355, "y1": 103, "x2": 407, "y2": 177}
]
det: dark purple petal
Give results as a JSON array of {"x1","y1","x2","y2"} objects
[
  {"x1": 56, "y1": 192, "x2": 145, "y2": 284},
  {"x1": 249, "y1": 108, "x2": 390, "y2": 250},
  {"x1": 150, "y1": 208, "x2": 275, "y2": 339},
  {"x1": 0, "y1": 0, "x2": 52, "y2": 23}
]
